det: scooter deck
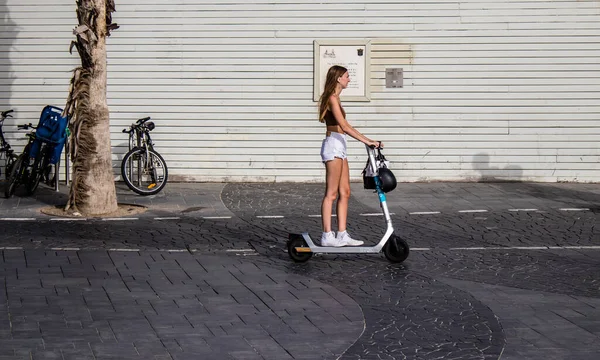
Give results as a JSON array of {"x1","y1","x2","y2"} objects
[{"x1": 290, "y1": 232, "x2": 388, "y2": 254}]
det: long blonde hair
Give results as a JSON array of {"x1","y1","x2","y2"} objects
[{"x1": 318, "y1": 65, "x2": 347, "y2": 123}]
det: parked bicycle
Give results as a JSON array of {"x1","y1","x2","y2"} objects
[
  {"x1": 121, "y1": 116, "x2": 168, "y2": 195},
  {"x1": 27, "y1": 106, "x2": 68, "y2": 195},
  {"x1": 4, "y1": 122, "x2": 37, "y2": 198},
  {"x1": 0, "y1": 109, "x2": 17, "y2": 180},
  {"x1": 4, "y1": 105, "x2": 68, "y2": 198}
]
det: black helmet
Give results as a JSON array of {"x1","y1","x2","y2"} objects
[
  {"x1": 145, "y1": 121, "x2": 155, "y2": 131},
  {"x1": 378, "y1": 167, "x2": 397, "y2": 193}
]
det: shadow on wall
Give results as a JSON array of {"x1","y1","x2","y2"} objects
[
  {"x1": 1, "y1": 0, "x2": 16, "y2": 111},
  {"x1": 472, "y1": 153, "x2": 523, "y2": 182}
]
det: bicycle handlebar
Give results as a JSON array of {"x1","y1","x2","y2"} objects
[
  {"x1": 1, "y1": 109, "x2": 13, "y2": 118},
  {"x1": 123, "y1": 116, "x2": 153, "y2": 133},
  {"x1": 17, "y1": 123, "x2": 34, "y2": 130},
  {"x1": 136, "y1": 116, "x2": 151, "y2": 125}
]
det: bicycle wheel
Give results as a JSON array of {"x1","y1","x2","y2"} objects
[
  {"x1": 26, "y1": 144, "x2": 48, "y2": 195},
  {"x1": 5, "y1": 154, "x2": 24, "y2": 198},
  {"x1": 121, "y1": 147, "x2": 168, "y2": 196},
  {"x1": 5, "y1": 154, "x2": 17, "y2": 179}
]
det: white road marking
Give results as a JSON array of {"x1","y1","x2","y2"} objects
[
  {"x1": 0, "y1": 218, "x2": 35, "y2": 221},
  {"x1": 458, "y1": 210, "x2": 488, "y2": 213},
  {"x1": 1, "y1": 245, "x2": 598, "y2": 253},
  {"x1": 508, "y1": 209, "x2": 538, "y2": 212},
  {"x1": 102, "y1": 218, "x2": 139, "y2": 221},
  {"x1": 509, "y1": 246, "x2": 549, "y2": 250},
  {"x1": 450, "y1": 247, "x2": 500, "y2": 250},
  {"x1": 360, "y1": 213, "x2": 395, "y2": 216},
  {"x1": 549, "y1": 246, "x2": 600, "y2": 250},
  {"x1": 409, "y1": 211, "x2": 441, "y2": 215},
  {"x1": 202, "y1": 216, "x2": 232, "y2": 219},
  {"x1": 450, "y1": 246, "x2": 600, "y2": 251},
  {"x1": 308, "y1": 214, "x2": 336, "y2": 218},
  {"x1": 50, "y1": 218, "x2": 87, "y2": 221},
  {"x1": 559, "y1": 208, "x2": 590, "y2": 212},
  {"x1": 154, "y1": 217, "x2": 181, "y2": 220},
  {"x1": 257, "y1": 215, "x2": 284, "y2": 219}
]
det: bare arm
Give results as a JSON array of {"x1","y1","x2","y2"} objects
[{"x1": 329, "y1": 95, "x2": 381, "y2": 147}]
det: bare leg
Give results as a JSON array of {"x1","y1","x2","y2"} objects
[
  {"x1": 336, "y1": 158, "x2": 351, "y2": 232},
  {"x1": 321, "y1": 158, "x2": 343, "y2": 232}
]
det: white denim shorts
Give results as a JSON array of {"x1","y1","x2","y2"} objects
[{"x1": 320, "y1": 132, "x2": 347, "y2": 163}]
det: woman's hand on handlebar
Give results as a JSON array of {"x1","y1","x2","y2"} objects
[{"x1": 368, "y1": 140, "x2": 383, "y2": 149}]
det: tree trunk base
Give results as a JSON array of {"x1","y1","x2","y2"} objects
[{"x1": 41, "y1": 203, "x2": 146, "y2": 218}]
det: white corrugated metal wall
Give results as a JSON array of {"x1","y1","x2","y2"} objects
[{"x1": 2, "y1": 0, "x2": 600, "y2": 182}]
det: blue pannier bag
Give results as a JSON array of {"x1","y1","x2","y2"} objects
[{"x1": 29, "y1": 105, "x2": 69, "y2": 164}]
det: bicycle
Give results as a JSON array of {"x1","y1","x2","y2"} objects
[
  {"x1": 5, "y1": 105, "x2": 68, "y2": 198},
  {"x1": 4, "y1": 122, "x2": 37, "y2": 198},
  {"x1": 26, "y1": 105, "x2": 68, "y2": 195},
  {"x1": 121, "y1": 116, "x2": 168, "y2": 195},
  {"x1": 0, "y1": 109, "x2": 17, "y2": 180}
]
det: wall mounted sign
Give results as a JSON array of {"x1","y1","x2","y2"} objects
[{"x1": 313, "y1": 40, "x2": 371, "y2": 102}]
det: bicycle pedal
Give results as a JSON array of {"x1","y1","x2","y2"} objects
[{"x1": 147, "y1": 183, "x2": 157, "y2": 189}]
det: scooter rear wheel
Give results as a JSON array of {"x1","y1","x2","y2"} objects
[
  {"x1": 287, "y1": 234, "x2": 313, "y2": 263},
  {"x1": 383, "y1": 234, "x2": 410, "y2": 263}
]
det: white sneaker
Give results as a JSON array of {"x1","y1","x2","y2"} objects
[
  {"x1": 321, "y1": 231, "x2": 347, "y2": 247},
  {"x1": 336, "y1": 231, "x2": 364, "y2": 246}
]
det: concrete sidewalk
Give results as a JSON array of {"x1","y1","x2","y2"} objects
[
  {"x1": 0, "y1": 180, "x2": 599, "y2": 219},
  {"x1": 0, "y1": 182, "x2": 233, "y2": 219}
]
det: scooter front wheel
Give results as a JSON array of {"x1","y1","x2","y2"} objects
[
  {"x1": 383, "y1": 234, "x2": 410, "y2": 263},
  {"x1": 287, "y1": 234, "x2": 313, "y2": 263}
]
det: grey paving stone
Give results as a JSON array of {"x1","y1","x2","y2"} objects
[{"x1": 0, "y1": 247, "x2": 363, "y2": 359}]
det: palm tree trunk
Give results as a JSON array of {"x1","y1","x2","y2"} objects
[{"x1": 64, "y1": 0, "x2": 119, "y2": 215}]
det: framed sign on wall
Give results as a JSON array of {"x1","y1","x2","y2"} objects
[{"x1": 313, "y1": 39, "x2": 371, "y2": 102}]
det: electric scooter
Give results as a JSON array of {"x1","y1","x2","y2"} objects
[{"x1": 287, "y1": 144, "x2": 410, "y2": 263}]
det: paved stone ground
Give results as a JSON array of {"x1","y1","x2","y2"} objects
[
  {"x1": 0, "y1": 250, "x2": 363, "y2": 360},
  {"x1": 0, "y1": 180, "x2": 598, "y2": 359}
]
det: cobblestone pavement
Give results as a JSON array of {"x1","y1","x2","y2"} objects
[{"x1": 0, "y1": 181, "x2": 598, "y2": 359}]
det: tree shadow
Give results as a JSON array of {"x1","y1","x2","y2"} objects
[
  {"x1": 1, "y1": 0, "x2": 16, "y2": 132},
  {"x1": 472, "y1": 153, "x2": 600, "y2": 209},
  {"x1": 0, "y1": 0, "x2": 16, "y2": 181},
  {"x1": 0, "y1": 0, "x2": 15, "y2": 90},
  {"x1": 472, "y1": 152, "x2": 523, "y2": 182},
  {"x1": 492, "y1": 182, "x2": 600, "y2": 211}
]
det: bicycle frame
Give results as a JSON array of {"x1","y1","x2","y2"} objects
[
  {"x1": 123, "y1": 118, "x2": 159, "y2": 188},
  {"x1": 128, "y1": 121, "x2": 156, "y2": 155},
  {"x1": 0, "y1": 123, "x2": 12, "y2": 159},
  {"x1": 0, "y1": 123, "x2": 9, "y2": 151},
  {"x1": 0, "y1": 110, "x2": 16, "y2": 178}
]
